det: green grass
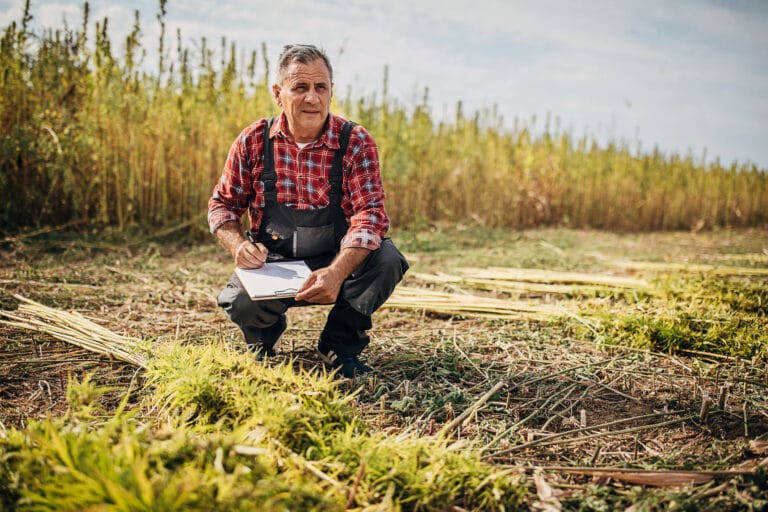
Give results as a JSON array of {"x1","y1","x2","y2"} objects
[
  {"x1": 1, "y1": 341, "x2": 527, "y2": 511},
  {"x1": 574, "y1": 274, "x2": 768, "y2": 359}
]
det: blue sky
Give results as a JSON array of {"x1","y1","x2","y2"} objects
[{"x1": 3, "y1": 0, "x2": 767, "y2": 168}]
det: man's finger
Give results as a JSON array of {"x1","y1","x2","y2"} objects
[
  {"x1": 297, "y1": 273, "x2": 318, "y2": 294},
  {"x1": 252, "y1": 242, "x2": 268, "y2": 258},
  {"x1": 236, "y1": 241, "x2": 267, "y2": 268},
  {"x1": 244, "y1": 242, "x2": 268, "y2": 261}
]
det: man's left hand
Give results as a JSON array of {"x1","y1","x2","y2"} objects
[
  {"x1": 295, "y1": 267, "x2": 345, "y2": 304},
  {"x1": 295, "y1": 247, "x2": 371, "y2": 304}
]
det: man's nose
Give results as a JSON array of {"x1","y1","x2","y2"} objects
[{"x1": 305, "y1": 90, "x2": 319, "y2": 103}]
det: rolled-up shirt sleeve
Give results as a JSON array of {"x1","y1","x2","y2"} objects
[
  {"x1": 340, "y1": 127, "x2": 390, "y2": 251},
  {"x1": 207, "y1": 131, "x2": 254, "y2": 234}
]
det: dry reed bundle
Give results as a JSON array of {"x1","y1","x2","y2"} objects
[
  {"x1": 606, "y1": 260, "x2": 768, "y2": 277},
  {"x1": 0, "y1": 295, "x2": 148, "y2": 369},
  {"x1": 385, "y1": 286, "x2": 566, "y2": 320},
  {"x1": 388, "y1": 267, "x2": 650, "y2": 319},
  {"x1": 454, "y1": 267, "x2": 649, "y2": 288},
  {"x1": 411, "y1": 269, "x2": 648, "y2": 296},
  {"x1": 411, "y1": 272, "x2": 584, "y2": 295}
]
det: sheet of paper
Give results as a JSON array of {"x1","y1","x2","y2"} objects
[{"x1": 235, "y1": 260, "x2": 312, "y2": 301}]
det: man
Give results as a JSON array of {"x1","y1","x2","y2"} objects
[{"x1": 208, "y1": 44, "x2": 408, "y2": 378}]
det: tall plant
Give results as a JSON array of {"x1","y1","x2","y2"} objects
[{"x1": 1, "y1": 1, "x2": 766, "y2": 236}]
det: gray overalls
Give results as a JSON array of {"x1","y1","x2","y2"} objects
[{"x1": 217, "y1": 117, "x2": 408, "y2": 357}]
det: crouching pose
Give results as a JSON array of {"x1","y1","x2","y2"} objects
[{"x1": 208, "y1": 44, "x2": 408, "y2": 378}]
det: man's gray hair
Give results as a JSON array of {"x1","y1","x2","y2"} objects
[{"x1": 276, "y1": 44, "x2": 333, "y2": 84}]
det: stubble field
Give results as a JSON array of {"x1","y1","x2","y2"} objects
[{"x1": 1, "y1": 226, "x2": 767, "y2": 510}]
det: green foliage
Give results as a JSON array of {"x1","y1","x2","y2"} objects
[
  {"x1": 0, "y1": 399, "x2": 335, "y2": 510},
  {"x1": 0, "y1": 341, "x2": 526, "y2": 511},
  {"x1": 146, "y1": 340, "x2": 358, "y2": 452},
  {"x1": 2, "y1": 2, "x2": 767, "y2": 236},
  {"x1": 598, "y1": 312, "x2": 767, "y2": 357},
  {"x1": 321, "y1": 433, "x2": 526, "y2": 510},
  {"x1": 585, "y1": 276, "x2": 768, "y2": 358}
]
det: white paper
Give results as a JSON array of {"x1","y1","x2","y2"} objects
[{"x1": 235, "y1": 260, "x2": 312, "y2": 300}]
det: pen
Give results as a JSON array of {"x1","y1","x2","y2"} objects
[{"x1": 247, "y1": 231, "x2": 282, "y2": 261}]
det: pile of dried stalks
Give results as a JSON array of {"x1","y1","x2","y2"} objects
[
  {"x1": 386, "y1": 286, "x2": 565, "y2": 320},
  {"x1": 0, "y1": 295, "x2": 149, "y2": 369},
  {"x1": 386, "y1": 267, "x2": 649, "y2": 320}
]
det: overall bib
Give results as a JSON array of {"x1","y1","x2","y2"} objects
[{"x1": 217, "y1": 117, "x2": 408, "y2": 358}]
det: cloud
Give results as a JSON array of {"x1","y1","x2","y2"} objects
[{"x1": 2, "y1": 0, "x2": 767, "y2": 167}]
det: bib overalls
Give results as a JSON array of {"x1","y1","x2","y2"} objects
[{"x1": 217, "y1": 118, "x2": 408, "y2": 359}]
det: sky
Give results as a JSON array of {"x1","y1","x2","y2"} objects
[{"x1": 3, "y1": 0, "x2": 767, "y2": 169}]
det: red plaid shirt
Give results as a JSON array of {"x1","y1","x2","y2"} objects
[{"x1": 208, "y1": 112, "x2": 389, "y2": 251}]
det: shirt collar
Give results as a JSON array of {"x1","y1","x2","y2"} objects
[{"x1": 269, "y1": 112, "x2": 342, "y2": 150}]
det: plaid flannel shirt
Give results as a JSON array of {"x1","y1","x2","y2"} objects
[{"x1": 208, "y1": 112, "x2": 389, "y2": 251}]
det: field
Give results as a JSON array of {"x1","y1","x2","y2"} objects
[
  {"x1": 1, "y1": 227, "x2": 767, "y2": 510},
  {"x1": 2, "y1": 3, "x2": 768, "y2": 509}
]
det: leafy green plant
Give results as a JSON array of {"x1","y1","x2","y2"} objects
[
  {"x1": 0, "y1": 340, "x2": 527, "y2": 511},
  {"x1": 581, "y1": 275, "x2": 768, "y2": 358}
]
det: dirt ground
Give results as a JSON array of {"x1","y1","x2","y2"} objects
[{"x1": 2, "y1": 227, "x2": 767, "y2": 507}]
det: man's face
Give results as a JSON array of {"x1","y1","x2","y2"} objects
[{"x1": 272, "y1": 59, "x2": 333, "y2": 143}]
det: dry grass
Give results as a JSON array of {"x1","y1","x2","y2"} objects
[
  {"x1": 3, "y1": 4, "x2": 767, "y2": 236},
  {"x1": 1, "y1": 228, "x2": 767, "y2": 510}
]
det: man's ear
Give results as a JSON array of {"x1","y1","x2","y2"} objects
[{"x1": 272, "y1": 84, "x2": 281, "y2": 105}]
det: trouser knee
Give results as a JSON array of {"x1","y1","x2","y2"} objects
[
  {"x1": 217, "y1": 272, "x2": 287, "y2": 328},
  {"x1": 341, "y1": 239, "x2": 409, "y2": 316}
]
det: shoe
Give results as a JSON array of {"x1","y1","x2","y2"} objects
[
  {"x1": 249, "y1": 343, "x2": 277, "y2": 362},
  {"x1": 244, "y1": 315, "x2": 286, "y2": 362},
  {"x1": 318, "y1": 346, "x2": 372, "y2": 379}
]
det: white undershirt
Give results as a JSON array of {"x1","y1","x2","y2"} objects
[{"x1": 296, "y1": 141, "x2": 313, "y2": 149}]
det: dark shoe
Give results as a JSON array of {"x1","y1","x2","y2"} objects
[
  {"x1": 248, "y1": 343, "x2": 277, "y2": 362},
  {"x1": 318, "y1": 345, "x2": 372, "y2": 378},
  {"x1": 244, "y1": 315, "x2": 286, "y2": 362}
]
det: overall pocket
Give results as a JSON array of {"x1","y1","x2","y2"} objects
[{"x1": 295, "y1": 224, "x2": 335, "y2": 258}]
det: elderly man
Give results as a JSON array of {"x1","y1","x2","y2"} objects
[{"x1": 208, "y1": 44, "x2": 408, "y2": 378}]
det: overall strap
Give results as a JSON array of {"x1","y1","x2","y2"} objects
[
  {"x1": 263, "y1": 118, "x2": 355, "y2": 202},
  {"x1": 330, "y1": 120, "x2": 357, "y2": 197},
  {"x1": 261, "y1": 117, "x2": 277, "y2": 200}
]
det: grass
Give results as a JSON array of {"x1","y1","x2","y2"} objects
[
  {"x1": 1, "y1": 227, "x2": 768, "y2": 510},
  {"x1": 1, "y1": 340, "x2": 527, "y2": 511}
]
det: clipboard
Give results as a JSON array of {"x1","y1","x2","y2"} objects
[{"x1": 235, "y1": 260, "x2": 312, "y2": 301}]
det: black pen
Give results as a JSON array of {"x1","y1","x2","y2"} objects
[{"x1": 247, "y1": 231, "x2": 282, "y2": 261}]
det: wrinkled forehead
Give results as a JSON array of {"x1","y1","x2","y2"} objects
[{"x1": 280, "y1": 59, "x2": 332, "y2": 86}]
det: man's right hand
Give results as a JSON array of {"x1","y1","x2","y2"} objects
[
  {"x1": 214, "y1": 221, "x2": 269, "y2": 269},
  {"x1": 235, "y1": 240, "x2": 269, "y2": 269}
]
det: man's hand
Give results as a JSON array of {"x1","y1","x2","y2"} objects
[
  {"x1": 235, "y1": 240, "x2": 269, "y2": 269},
  {"x1": 215, "y1": 221, "x2": 268, "y2": 269},
  {"x1": 295, "y1": 247, "x2": 370, "y2": 304},
  {"x1": 295, "y1": 266, "x2": 345, "y2": 304}
]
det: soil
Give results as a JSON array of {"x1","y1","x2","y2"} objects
[{"x1": 2, "y1": 228, "x2": 767, "y2": 507}]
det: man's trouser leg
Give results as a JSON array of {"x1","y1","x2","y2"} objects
[
  {"x1": 217, "y1": 273, "x2": 289, "y2": 350},
  {"x1": 319, "y1": 238, "x2": 408, "y2": 358},
  {"x1": 216, "y1": 238, "x2": 408, "y2": 356}
]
